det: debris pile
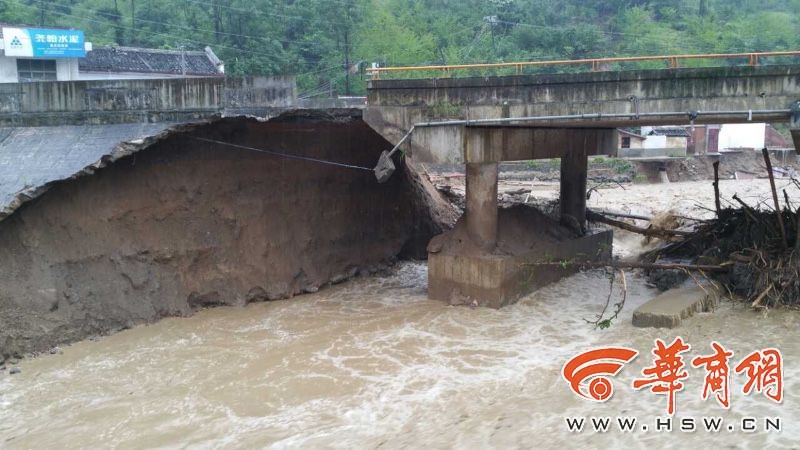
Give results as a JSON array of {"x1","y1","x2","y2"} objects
[
  {"x1": 640, "y1": 150, "x2": 800, "y2": 308},
  {"x1": 644, "y1": 205, "x2": 800, "y2": 308}
]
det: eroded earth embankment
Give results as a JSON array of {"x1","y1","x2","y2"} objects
[{"x1": 0, "y1": 110, "x2": 456, "y2": 360}]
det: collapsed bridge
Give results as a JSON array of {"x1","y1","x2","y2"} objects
[{"x1": 365, "y1": 58, "x2": 800, "y2": 307}]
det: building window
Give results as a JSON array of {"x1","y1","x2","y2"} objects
[
  {"x1": 17, "y1": 59, "x2": 58, "y2": 82},
  {"x1": 621, "y1": 137, "x2": 631, "y2": 149}
]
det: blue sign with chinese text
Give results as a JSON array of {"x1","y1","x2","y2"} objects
[{"x1": 3, "y1": 27, "x2": 86, "y2": 58}]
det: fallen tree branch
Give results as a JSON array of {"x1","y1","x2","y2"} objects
[
  {"x1": 731, "y1": 194, "x2": 760, "y2": 222},
  {"x1": 587, "y1": 210, "x2": 691, "y2": 238},
  {"x1": 751, "y1": 285, "x2": 773, "y2": 309},
  {"x1": 588, "y1": 269, "x2": 628, "y2": 330},
  {"x1": 590, "y1": 209, "x2": 652, "y2": 221}
]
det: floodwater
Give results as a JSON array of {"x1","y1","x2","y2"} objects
[
  {"x1": 1, "y1": 179, "x2": 799, "y2": 449},
  {"x1": 0, "y1": 262, "x2": 797, "y2": 449}
]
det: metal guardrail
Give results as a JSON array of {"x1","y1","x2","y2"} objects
[{"x1": 366, "y1": 50, "x2": 800, "y2": 79}]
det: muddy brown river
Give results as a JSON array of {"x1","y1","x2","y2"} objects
[
  {"x1": 1, "y1": 180, "x2": 799, "y2": 449},
  {"x1": 0, "y1": 262, "x2": 797, "y2": 449}
]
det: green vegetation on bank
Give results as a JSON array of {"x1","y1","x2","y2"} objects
[{"x1": 2, "y1": 0, "x2": 799, "y2": 94}]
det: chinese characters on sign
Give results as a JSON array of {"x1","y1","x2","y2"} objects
[{"x1": 562, "y1": 338, "x2": 784, "y2": 415}]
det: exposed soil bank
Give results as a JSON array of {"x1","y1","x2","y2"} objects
[{"x1": 0, "y1": 110, "x2": 456, "y2": 360}]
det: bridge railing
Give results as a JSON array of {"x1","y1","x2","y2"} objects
[{"x1": 366, "y1": 51, "x2": 800, "y2": 79}]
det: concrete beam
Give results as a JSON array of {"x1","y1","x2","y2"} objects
[
  {"x1": 465, "y1": 163, "x2": 499, "y2": 249},
  {"x1": 464, "y1": 127, "x2": 617, "y2": 163}
]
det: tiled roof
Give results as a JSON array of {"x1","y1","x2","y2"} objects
[
  {"x1": 648, "y1": 127, "x2": 690, "y2": 137},
  {"x1": 79, "y1": 46, "x2": 222, "y2": 76}
]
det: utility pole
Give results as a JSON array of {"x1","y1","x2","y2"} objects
[
  {"x1": 179, "y1": 45, "x2": 186, "y2": 75},
  {"x1": 212, "y1": 0, "x2": 222, "y2": 44},
  {"x1": 113, "y1": 0, "x2": 124, "y2": 45},
  {"x1": 39, "y1": 0, "x2": 45, "y2": 25},
  {"x1": 699, "y1": 0, "x2": 709, "y2": 16},
  {"x1": 130, "y1": 0, "x2": 136, "y2": 45},
  {"x1": 344, "y1": 28, "x2": 351, "y2": 96}
]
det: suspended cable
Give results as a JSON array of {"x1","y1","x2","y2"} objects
[{"x1": 192, "y1": 137, "x2": 374, "y2": 172}]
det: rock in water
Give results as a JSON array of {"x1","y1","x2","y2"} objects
[{"x1": 9, "y1": 367, "x2": 21, "y2": 375}]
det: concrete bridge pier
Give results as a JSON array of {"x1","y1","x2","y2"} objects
[
  {"x1": 559, "y1": 149, "x2": 588, "y2": 233},
  {"x1": 465, "y1": 163, "x2": 499, "y2": 250},
  {"x1": 426, "y1": 127, "x2": 616, "y2": 308}
]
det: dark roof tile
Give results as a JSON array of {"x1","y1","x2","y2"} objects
[
  {"x1": 648, "y1": 127, "x2": 690, "y2": 137},
  {"x1": 79, "y1": 47, "x2": 221, "y2": 76}
]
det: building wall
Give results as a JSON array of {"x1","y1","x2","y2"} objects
[
  {"x1": 0, "y1": 56, "x2": 81, "y2": 82},
  {"x1": 765, "y1": 124, "x2": 790, "y2": 148},
  {"x1": 56, "y1": 59, "x2": 80, "y2": 80},
  {"x1": 719, "y1": 123, "x2": 767, "y2": 150},
  {"x1": 689, "y1": 126, "x2": 706, "y2": 155},
  {"x1": 665, "y1": 136, "x2": 688, "y2": 150},
  {"x1": 618, "y1": 133, "x2": 644, "y2": 150},
  {"x1": 690, "y1": 125, "x2": 721, "y2": 155},
  {"x1": 0, "y1": 76, "x2": 297, "y2": 126},
  {"x1": 644, "y1": 135, "x2": 667, "y2": 149},
  {"x1": 0, "y1": 56, "x2": 17, "y2": 83}
]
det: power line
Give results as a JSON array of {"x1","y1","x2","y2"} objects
[{"x1": 192, "y1": 137, "x2": 374, "y2": 172}]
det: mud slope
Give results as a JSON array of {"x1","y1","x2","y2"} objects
[{"x1": 0, "y1": 111, "x2": 455, "y2": 359}]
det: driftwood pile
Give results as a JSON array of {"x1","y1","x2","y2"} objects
[
  {"x1": 606, "y1": 149, "x2": 800, "y2": 308},
  {"x1": 643, "y1": 206, "x2": 800, "y2": 308}
]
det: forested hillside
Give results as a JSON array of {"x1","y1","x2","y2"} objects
[{"x1": 1, "y1": 0, "x2": 799, "y2": 94}]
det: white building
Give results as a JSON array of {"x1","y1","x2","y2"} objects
[
  {"x1": 0, "y1": 23, "x2": 223, "y2": 83},
  {"x1": 717, "y1": 123, "x2": 790, "y2": 151}
]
